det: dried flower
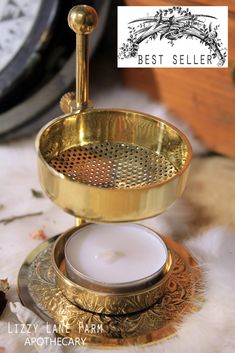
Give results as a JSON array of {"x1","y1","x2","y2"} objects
[
  {"x1": 30, "y1": 229, "x2": 47, "y2": 240},
  {"x1": 0, "y1": 279, "x2": 9, "y2": 293},
  {"x1": 31, "y1": 189, "x2": 44, "y2": 198}
]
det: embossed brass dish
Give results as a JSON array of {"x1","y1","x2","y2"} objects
[
  {"x1": 52, "y1": 224, "x2": 173, "y2": 315},
  {"x1": 18, "y1": 235, "x2": 202, "y2": 348},
  {"x1": 36, "y1": 5, "x2": 192, "y2": 223}
]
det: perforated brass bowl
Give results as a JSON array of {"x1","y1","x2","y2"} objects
[{"x1": 36, "y1": 108, "x2": 192, "y2": 222}]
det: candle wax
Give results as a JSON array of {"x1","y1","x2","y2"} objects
[{"x1": 65, "y1": 224, "x2": 167, "y2": 284}]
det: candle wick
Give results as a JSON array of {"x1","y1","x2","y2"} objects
[{"x1": 94, "y1": 250, "x2": 125, "y2": 264}]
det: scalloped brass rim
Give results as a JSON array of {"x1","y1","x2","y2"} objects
[{"x1": 52, "y1": 224, "x2": 173, "y2": 315}]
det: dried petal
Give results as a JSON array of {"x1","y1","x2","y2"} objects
[
  {"x1": 30, "y1": 229, "x2": 47, "y2": 240},
  {"x1": 0, "y1": 278, "x2": 9, "y2": 293},
  {"x1": 31, "y1": 189, "x2": 44, "y2": 198}
]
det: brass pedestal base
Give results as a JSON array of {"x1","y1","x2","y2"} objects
[{"x1": 18, "y1": 235, "x2": 202, "y2": 348}]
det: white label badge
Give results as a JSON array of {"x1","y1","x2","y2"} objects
[{"x1": 117, "y1": 6, "x2": 228, "y2": 68}]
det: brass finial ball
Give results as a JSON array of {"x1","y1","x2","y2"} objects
[{"x1": 68, "y1": 5, "x2": 98, "y2": 34}]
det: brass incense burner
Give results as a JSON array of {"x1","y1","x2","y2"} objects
[
  {"x1": 36, "y1": 5, "x2": 191, "y2": 223},
  {"x1": 18, "y1": 4, "x2": 201, "y2": 348}
]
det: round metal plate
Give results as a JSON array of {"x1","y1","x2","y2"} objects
[{"x1": 18, "y1": 235, "x2": 202, "y2": 348}]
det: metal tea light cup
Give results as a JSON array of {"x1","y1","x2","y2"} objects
[{"x1": 52, "y1": 224, "x2": 173, "y2": 315}]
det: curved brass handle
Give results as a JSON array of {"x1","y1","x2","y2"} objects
[
  {"x1": 62, "y1": 5, "x2": 98, "y2": 113},
  {"x1": 65, "y1": 5, "x2": 98, "y2": 225}
]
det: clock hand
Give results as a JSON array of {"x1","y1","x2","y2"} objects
[
  {"x1": 0, "y1": 0, "x2": 9, "y2": 20},
  {"x1": 0, "y1": 15, "x2": 25, "y2": 24},
  {"x1": 0, "y1": 0, "x2": 25, "y2": 22}
]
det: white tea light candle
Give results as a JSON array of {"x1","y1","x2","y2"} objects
[{"x1": 65, "y1": 223, "x2": 168, "y2": 285}]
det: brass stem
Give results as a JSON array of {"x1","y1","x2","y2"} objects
[
  {"x1": 68, "y1": 5, "x2": 98, "y2": 111},
  {"x1": 76, "y1": 34, "x2": 89, "y2": 109},
  {"x1": 75, "y1": 217, "x2": 86, "y2": 227}
]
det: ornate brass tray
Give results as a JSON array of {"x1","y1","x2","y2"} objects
[{"x1": 18, "y1": 235, "x2": 202, "y2": 348}]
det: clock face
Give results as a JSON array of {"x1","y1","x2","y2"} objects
[{"x1": 0, "y1": 0, "x2": 42, "y2": 72}]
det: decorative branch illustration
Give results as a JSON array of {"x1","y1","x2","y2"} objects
[{"x1": 118, "y1": 7, "x2": 227, "y2": 66}]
